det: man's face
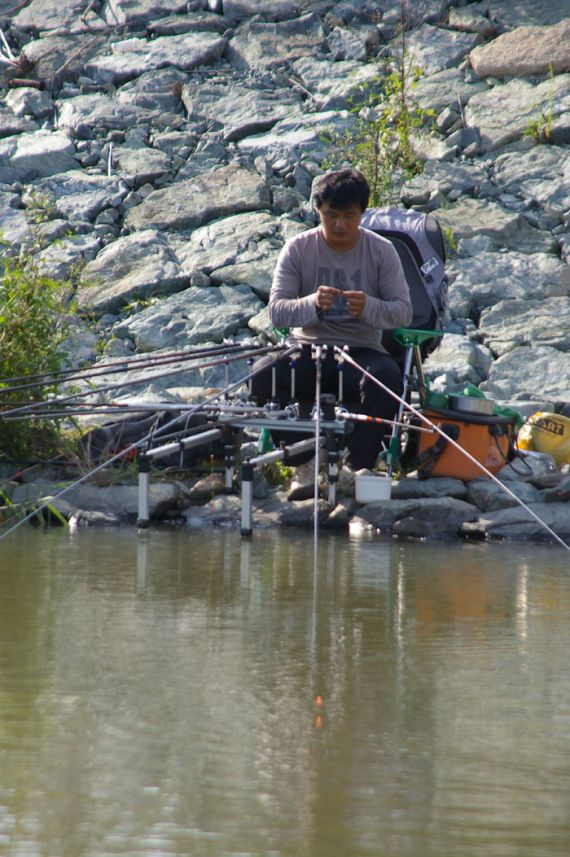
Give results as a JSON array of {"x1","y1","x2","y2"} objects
[{"x1": 318, "y1": 202, "x2": 363, "y2": 251}]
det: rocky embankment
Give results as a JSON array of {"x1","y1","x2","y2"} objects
[{"x1": 1, "y1": 0, "x2": 570, "y2": 544}]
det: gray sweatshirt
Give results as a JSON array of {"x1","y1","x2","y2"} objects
[{"x1": 268, "y1": 226, "x2": 412, "y2": 351}]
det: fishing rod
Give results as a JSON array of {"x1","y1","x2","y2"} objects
[
  {"x1": 0, "y1": 343, "x2": 278, "y2": 419},
  {"x1": 0, "y1": 343, "x2": 298, "y2": 543},
  {"x1": 336, "y1": 347, "x2": 570, "y2": 554},
  {"x1": 0, "y1": 341, "x2": 259, "y2": 392}
]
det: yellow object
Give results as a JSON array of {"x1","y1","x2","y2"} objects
[{"x1": 517, "y1": 412, "x2": 570, "y2": 467}]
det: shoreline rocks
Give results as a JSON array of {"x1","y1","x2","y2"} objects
[{"x1": 0, "y1": 0, "x2": 569, "y2": 544}]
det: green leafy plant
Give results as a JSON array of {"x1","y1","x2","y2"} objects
[
  {"x1": 523, "y1": 63, "x2": 555, "y2": 143},
  {"x1": 0, "y1": 248, "x2": 76, "y2": 461},
  {"x1": 322, "y1": 7, "x2": 433, "y2": 205}
]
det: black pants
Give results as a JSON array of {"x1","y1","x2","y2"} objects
[{"x1": 250, "y1": 345, "x2": 403, "y2": 469}]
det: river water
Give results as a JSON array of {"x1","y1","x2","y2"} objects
[{"x1": 0, "y1": 526, "x2": 569, "y2": 857}]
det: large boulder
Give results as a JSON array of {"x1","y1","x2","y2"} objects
[
  {"x1": 480, "y1": 346, "x2": 570, "y2": 403},
  {"x1": 226, "y1": 13, "x2": 325, "y2": 71},
  {"x1": 124, "y1": 164, "x2": 271, "y2": 232},
  {"x1": 478, "y1": 298, "x2": 570, "y2": 356},
  {"x1": 0, "y1": 130, "x2": 76, "y2": 183},
  {"x1": 469, "y1": 19, "x2": 570, "y2": 78}
]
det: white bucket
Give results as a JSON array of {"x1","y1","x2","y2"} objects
[{"x1": 355, "y1": 474, "x2": 392, "y2": 503}]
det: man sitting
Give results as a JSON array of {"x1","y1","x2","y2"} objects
[{"x1": 251, "y1": 168, "x2": 412, "y2": 497}]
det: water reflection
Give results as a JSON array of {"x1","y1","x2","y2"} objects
[{"x1": 0, "y1": 529, "x2": 569, "y2": 856}]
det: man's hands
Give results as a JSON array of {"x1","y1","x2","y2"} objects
[{"x1": 315, "y1": 286, "x2": 366, "y2": 318}]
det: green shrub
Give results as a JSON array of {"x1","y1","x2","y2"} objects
[{"x1": 0, "y1": 249, "x2": 75, "y2": 461}]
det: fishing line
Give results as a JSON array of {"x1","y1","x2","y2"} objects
[
  {"x1": 336, "y1": 347, "x2": 570, "y2": 554},
  {"x1": 0, "y1": 344, "x2": 297, "y2": 543},
  {"x1": 0, "y1": 344, "x2": 276, "y2": 419}
]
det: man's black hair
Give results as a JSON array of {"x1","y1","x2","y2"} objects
[{"x1": 311, "y1": 168, "x2": 370, "y2": 212}]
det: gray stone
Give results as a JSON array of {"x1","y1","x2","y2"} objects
[
  {"x1": 116, "y1": 67, "x2": 189, "y2": 114},
  {"x1": 226, "y1": 13, "x2": 325, "y2": 72},
  {"x1": 210, "y1": 255, "x2": 277, "y2": 299},
  {"x1": 0, "y1": 130, "x2": 76, "y2": 183},
  {"x1": 422, "y1": 333, "x2": 494, "y2": 390},
  {"x1": 400, "y1": 160, "x2": 487, "y2": 206},
  {"x1": 77, "y1": 229, "x2": 186, "y2": 314},
  {"x1": 12, "y1": 0, "x2": 104, "y2": 33},
  {"x1": 35, "y1": 233, "x2": 101, "y2": 281},
  {"x1": 176, "y1": 211, "x2": 286, "y2": 275},
  {"x1": 181, "y1": 80, "x2": 301, "y2": 142},
  {"x1": 479, "y1": 298, "x2": 570, "y2": 356},
  {"x1": 355, "y1": 497, "x2": 480, "y2": 538},
  {"x1": 281, "y1": 498, "x2": 333, "y2": 528},
  {"x1": 499, "y1": 452, "x2": 560, "y2": 482},
  {"x1": 446, "y1": 252, "x2": 570, "y2": 319},
  {"x1": 111, "y1": 284, "x2": 263, "y2": 351},
  {"x1": 21, "y1": 34, "x2": 107, "y2": 89},
  {"x1": 27, "y1": 170, "x2": 128, "y2": 222},
  {"x1": 393, "y1": 24, "x2": 481, "y2": 77},
  {"x1": 124, "y1": 163, "x2": 271, "y2": 232},
  {"x1": 223, "y1": 0, "x2": 302, "y2": 21},
  {"x1": 0, "y1": 191, "x2": 29, "y2": 244},
  {"x1": 434, "y1": 198, "x2": 557, "y2": 254},
  {"x1": 326, "y1": 26, "x2": 375, "y2": 62},
  {"x1": 464, "y1": 74, "x2": 570, "y2": 152},
  {"x1": 68, "y1": 510, "x2": 122, "y2": 529},
  {"x1": 113, "y1": 146, "x2": 172, "y2": 186},
  {"x1": 0, "y1": 109, "x2": 38, "y2": 139},
  {"x1": 487, "y1": 0, "x2": 570, "y2": 28},
  {"x1": 480, "y1": 346, "x2": 570, "y2": 403},
  {"x1": 291, "y1": 56, "x2": 380, "y2": 110},
  {"x1": 461, "y1": 502, "x2": 570, "y2": 543},
  {"x1": 466, "y1": 477, "x2": 541, "y2": 511},
  {"x1": 492, "y1": 145, "x2": 570, "y2": 223},
  {"x1": 148, "y1": 12, "x2": 229, "y2": 36},
  {"x1": 5, "y1": 88, "x2": 53, "y2": 120},
  {"x1": 413, "y1": 67, "x2": 488, "y2": 115},
  {"x1": 448, "y1": 7, "x2": 496, "y2": 37},
  {"x1": 238, "y1": 109, "x2": 355, "y2": 164},
  {"x1": 391, "y1": 476, "x2": 467, "y2": 500},
  {"x1": 56, "y1": 93, "x2": 168, "y2": 139},
  {"x1": 470, "y1": 19, "x2": 570, "y2": 78},
  {"x1": 85, "y1": 32, "x2": 227, "y2": 85},
  {"x1": 103, "y1": 0, "x2": 188, "y2": 28},
  {"x1": 11, "y1": 478, "x2": 183, "y2": 520}
]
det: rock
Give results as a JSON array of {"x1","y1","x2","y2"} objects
[
  {"x1": 281, "y1": 497, "x2": 333, "y2": 527},
  {"x1": 461, "y1": 502, "x2": 570, "y2": 543},
  {"x1": 116, "y1": 67, "x2": 189, "y2": 114},
  {"x1": 446, "y1": 252, "x2": 570, "y2": 319},
  {"x1": 435, "y1": 198, "x2": 557, "y2": 254},
  {"x1": 103, "y1": 0, "x2": 188, "y2": 29},
  {"x1": 35, "y1": 233, "x2": 101, "y2": 281},
  {"x1": 291, "y1": 56, "x2": 379, "y2": 110},
  {"x1": 238, "y1": 109, "x2": 355, "y2": 164},
  {"x1": 5, "y1": 87, "x2": 53, "y2": 120},
  {"x1": 391, "y1": 476, "x2": 467, "y2": 500},
  {"x1": 492, "y1": 145, "x2": 570, "y2": 222},
  {"x1": 226, "y1": 13, "x2": 325, "y2": 72},
  {"x1": 499, "y1": 451, "x2": 560, "y2": 482},
  {"x1": 113, "y1": 145, "x2": 172, "y2": 186},
  {"x1": 422, "y1": 333, "x2": 494, "y2": 389},
  {"x1": 478, "y1": 298, "x2": 570, "y2": 356},
  {"x1": 466, "y1": 477, "x2": 540, "y2": 511},
  {"x1": 124, "y1": 163, "x2": 271, "y2": 231},
  {"x1": 110, "y1": 283, "x2": 263, "y2": 351},
  {"x1": 464, "y1": 74, "x2": 570, "y2": 152},
  {"x1": 400, "y1": 160, "x2": 487, "y2": 206},
  {"x1": 185, "y1": 472, "x2": 227, "y2": 503},
  {"x1": 77, "y1": 229, "x2": 186, "y2": 314},
  {"x1": 0, "y1": 191, "x2": 29, "y2": 244},
  {"x1": 0, "y1": 109, "x2": 38, "y2": 139},
  {"x1": 470, "y1": 19, "x2": 570, "y2": 78},
  {"x1": 210, "y1": 255, "x2": 277, "y2": 299},
  {"x1": 68, "y1": 510, "x2": 122, "y2": 530},
  {"x1": 223, "y1": 0, "x2": 302, "y2": 22},
  {"x1": 394, "y1": 24, "x2": 481, "y2": 77},
  {"x1": 355, "y1": 497, "x2": 480, "y2": 538},
  {"x1": 448, "y1": 7, "x2": 496, "y2": 37},
  {"x1": 21, "y1": 34, "x2": 108, "y2": 90},
  {"x1": 26, "y1": 170, "x2": 128, "y2": 222},
  {"x1": 181, "y1": 79, "x2": 301, "y2": 142},
  {"x1": 12, "y1": 0, "x2": 104, "y2": 33},
  {"x1": 57, "y1": 93, "x2": 160, "y2": 139},
  {"x1": 0, "y1": 130, "x2": 77, "y2": 183},
  {"x1": 326, "y1": 26, "x2": 377, "y2": 62},
  {"x1": 487, "y1": 0, "x2": 570, "y2": 28},
  {"x1": 85, "y1": 32, "x2": 227, "y2": 86},
  {"x1": 480, "y1": 346, "x2": 570, "y2": 403},
  {"x1": 413, "y1": 67, "x2": 488, "y2": 115},
  {"x1": 148, "y1": 12, "x2": 229, "y2": 36}
]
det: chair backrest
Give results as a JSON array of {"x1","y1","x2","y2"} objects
[{"x1": 361, "y1": 206, "x2": 448, "y2": 357}]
